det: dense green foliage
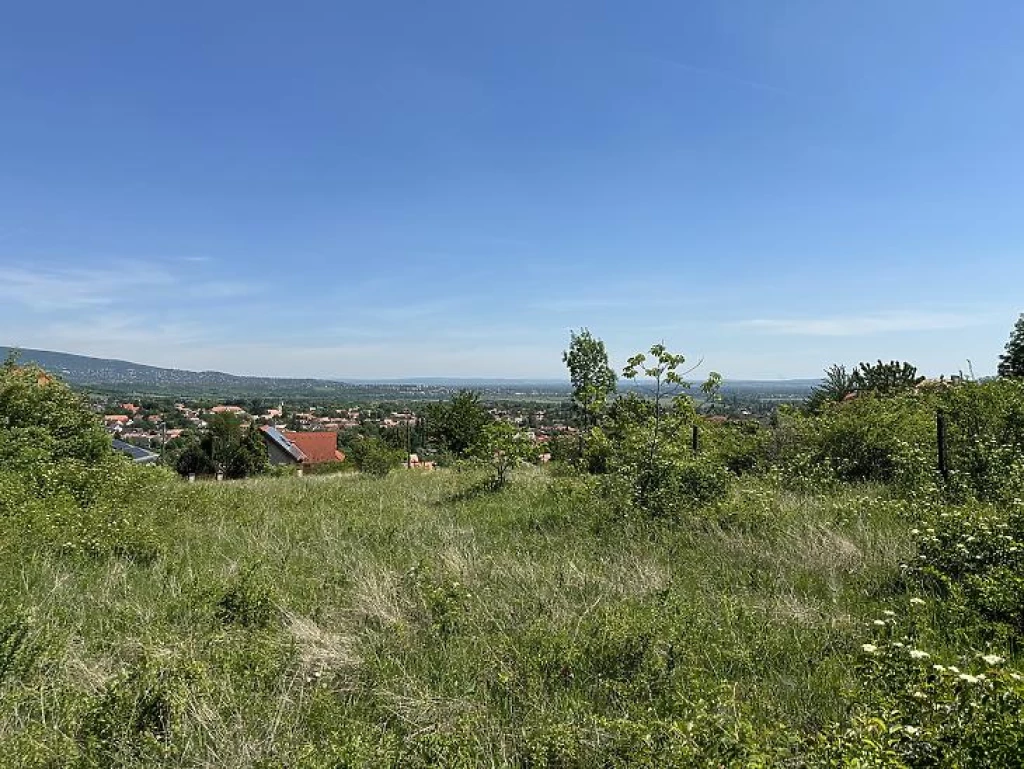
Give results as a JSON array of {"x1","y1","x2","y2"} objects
[
  {"x1": 0, "y1": 359, "x2": 163, "y2": 560},
  {"x1": 171, "y1": 414, "x2": 269, "y2": 479},
  {"x1": 852, "y1": 359, "x2": 926, "y2": 395},
  {"x1": 426, "y1": 390, "x2": 492, "y2": 458},
  {"x1": 349, "y1": 435, "x2": 405, "y2": 477}
]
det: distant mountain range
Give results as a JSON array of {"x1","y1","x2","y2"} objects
[
  {"x1": 0, "y1": 346, "x2": 572, "y2": 399},
  {"x1": 1, "y1": 346, "x2": 817, "y2": 400},
  {"x1": 0, "y1": 346, "x2": 365, "y2": 397}
]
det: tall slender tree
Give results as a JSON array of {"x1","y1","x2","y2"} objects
[
  {"x1": 562, "y1": 328, "x2": 617, "y2": 429},
  {"x1": 998, "y1": 313, "x2": 1024, "y2": 378}
]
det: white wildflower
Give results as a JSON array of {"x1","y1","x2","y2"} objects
[
  {"x1": 883, "y1": 610, "x2": 897, "y2": 617},
  {"x1": 861, "y1": 643, "x2": 878, "y2": 654},
  {"x1": 909, "y1": 597, "x2": 926, "y2": 606},
  {"x1": 981, "y1": 654, "x2": 1004, "y2": 666},
  {"x1": 873, "y1": 619, "x2": 886, "y2": 626},
  {"x1": 909, "y1": 649, "x2": 930, "y2": 660},
  {"x1": 958, "y1": 673, "x2": 980, "y2": 684}
]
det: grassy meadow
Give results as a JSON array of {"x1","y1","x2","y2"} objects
[{"x1": 3, "y1": 466, "x2": 936, "y2": 767}]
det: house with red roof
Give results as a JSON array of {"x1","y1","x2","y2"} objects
[
  {"x1": 285, "y1": 431, "x2": 345, "y2": 464},
  {"x1": 260, "y1": 426, "x2": 345, "y2": 467}
]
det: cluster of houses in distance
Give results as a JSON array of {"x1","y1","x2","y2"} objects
[{"x1": 98, "y1": 398, "x2": 571, "y2": 471}]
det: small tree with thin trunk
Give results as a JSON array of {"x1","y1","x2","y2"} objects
[{"x1": 474, "y1": 421, "x2": 539, "y2": 489}]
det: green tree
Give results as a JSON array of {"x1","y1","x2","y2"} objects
[
  {"x1": 1, "y1": 354, "x2": 111, "y2": 465},
  {"x1": 426, "y1": 390, "x2": 491, "y2": 458},
  {"x1": 350, "y1": 436, "x2": 403, "y2": 477},
  {"x1": 622, "y1": 344, "x2": 719, "y2": 466},
  {"x1": 203, "y1": 412, "x2": 242, "y2": 468},
  {"x1": 175, "y1": 442, "x2": 217, "y2": 477},
  {"x1": 474, "y1": 421, "x2": 539, "y2": 489},
  {"x1": 806, "y1": 364, "x2": 857, "y2": 413},
  {"x1": 998, "y1": 313, "x2": 1024, "y2": 378},
  {"x1": 852, "y1": 360, "x2": 925, "y2": 395},
  {"x1": 562, "y1": 328, "x2": 617, "y2": 428},
  {"x1": 225, "y1": 425, "x2": 270, "y2": 479}
]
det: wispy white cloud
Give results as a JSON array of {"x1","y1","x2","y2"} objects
[
  {"x1": 736, "y1": 311, "x2": 993, "y2": 337},
  {"x1": 0, "y1": 262, "x2": 264, "y2": 310},
  {"x1": 0, "y1": 264, "x2": 177, "y2": 310}
]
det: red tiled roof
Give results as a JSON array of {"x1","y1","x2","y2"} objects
[{"x1": 283, "y1": 431, "x2": 344, "y2": 465}]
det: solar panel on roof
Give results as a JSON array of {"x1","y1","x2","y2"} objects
[
  {"x1": 111, "y1": 439, "x2": 160, "y2": 464},
  {"x1": 262, "y1": 426, "x2": 306, "y2": 462}
]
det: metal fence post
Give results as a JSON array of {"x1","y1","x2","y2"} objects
[{"x1": 937, "y1": 409, "x2": 949, "y2": 483}]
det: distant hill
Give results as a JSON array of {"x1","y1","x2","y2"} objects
[
  {"x1": 0, "y1": 346, "x2": 573, "y2": 400},
  {"x1": 0, "y1": 346, "x2": 371, "y2": 399}
]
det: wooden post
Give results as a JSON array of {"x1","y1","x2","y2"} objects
[
  {"x1": 691, "y1": 423, "x2": 700, "y2": 455},
  {"x1": 937, "y1": 409, "x2": 949, "y2": 483}
]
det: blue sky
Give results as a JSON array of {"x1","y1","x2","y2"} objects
[{"x1": 2, "y1": 2, "x2": 1022, "y2": 379}]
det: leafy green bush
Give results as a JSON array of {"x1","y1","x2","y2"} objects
[
  {"x1": 0, "y1": 361, "x2": 164, "y2": 560},
  {"x1": 905, "y1": 498, "x2": 1024, "y2": 640},
  {"x1": 814, "y1": 603, "x2": 1024, "y2": 766},
  {"x1": 350, "y1": 436, "x2": 404, "y2": 477},
  {"x1": 701, "y1": 419, "x2": 768, "y2": 475},
  {"x1": 940, "y1": 378, "x2": 1024, "y2": 503},
  {"x1": 615, "y1": 456, "x2": 732, "y2": 519},
  {"x1": 813, "y1": 393, "x2": 935, "y2": 485}
]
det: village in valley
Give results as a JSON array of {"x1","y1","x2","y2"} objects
[{"x1": 97, "y1": 395, "x2": 570, "y2": 473}]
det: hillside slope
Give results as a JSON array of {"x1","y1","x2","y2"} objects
[{"x1": 0, "y1": 346, "x2": 418, "y2": 399}]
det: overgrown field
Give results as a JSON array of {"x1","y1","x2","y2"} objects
[
  {"x1": 5, "y1": 466, "x2": 1018, "y2": 767},
  {"x1": 6, "y1": 356, "x2": 1024, "y2": 766}
]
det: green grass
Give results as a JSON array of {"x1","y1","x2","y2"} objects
[{"x1": 0, "y1": 468, "x2": 938, "y2": 766}]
